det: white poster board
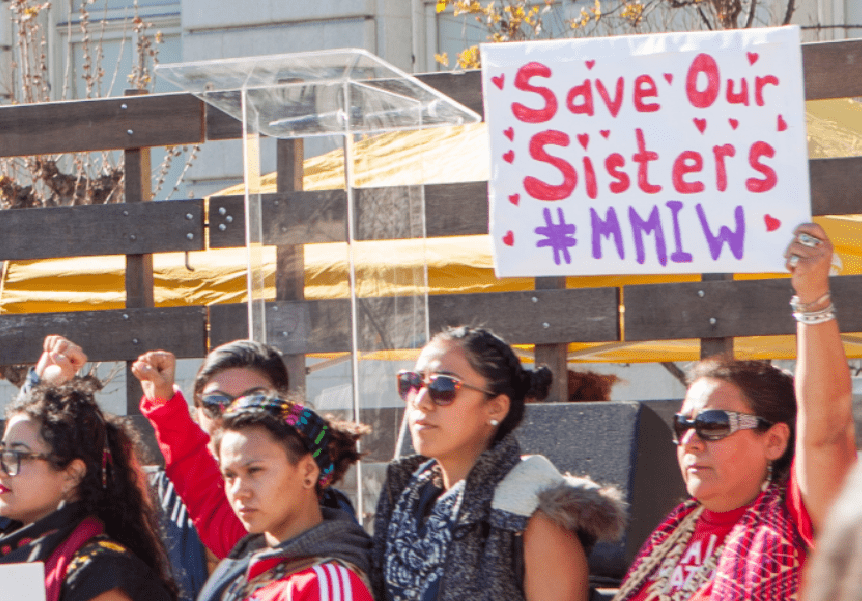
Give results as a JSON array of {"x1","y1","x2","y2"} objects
[
  {"x1": 0, "y1": 562, "x2": 47, "y2": 601},
  {"x1": 482, "y1": 27, "x2": 809, "y2": 277}
]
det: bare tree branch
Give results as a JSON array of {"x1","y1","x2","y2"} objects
[
  {"x1": 783, "y1": 0, "x2": 796, "y2": 25},
  {"x1": 697, "y1": 7, "x2": 714, "y2": 29},
  {"x1": 744, "y1": 0, "x2": 758, "y2": 28}
]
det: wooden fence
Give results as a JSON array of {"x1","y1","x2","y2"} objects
[{"x1": 0, "y1": 38, "x2": 861, "y2": 409}]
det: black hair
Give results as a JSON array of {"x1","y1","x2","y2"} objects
[
  {"x1": 688, "y1": 357, "x2": 797, "y2": 479},
  {"x1": 7, "y1": 379, "x2": 177, "y2": 600},
  {"x1": 193, "y1": 340, "x2": 289, "y2": 416},
  {"x1": 433, "y1": 326, "x2": 552, "y2": 442},
  {"x1": 216, "y1": 402, "x2": 369, "y2": 499}
]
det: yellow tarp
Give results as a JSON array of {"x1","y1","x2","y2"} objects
[{"x1": 3, "y1": 100, "x2": 862, "y2": 362}]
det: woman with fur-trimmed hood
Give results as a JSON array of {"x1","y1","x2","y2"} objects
[{"x1": 372, "y1": 326, "x2": 626, "y2": 601}]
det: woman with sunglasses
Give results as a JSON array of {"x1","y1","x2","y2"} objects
[
  {"x1": 0, "y1": 378, "x2": 177, "y2": 601},
  {"x1": 132, "y1": 340, "x2": 355, "y2": 562},
  {"x1": 372, "y1": 326, "x2": 626, "y2": 601},
  {"x1": 612, "y1": 223, "x2": 857, "y2": 601},
  {"x1": 196, "y1": 393, "x2": 373, "y2": 601}
]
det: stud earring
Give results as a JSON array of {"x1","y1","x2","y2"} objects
[{"x1": 489, "y1": 419, "x2": 500, "y2": 426}]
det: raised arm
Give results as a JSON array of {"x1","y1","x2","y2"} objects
[
  {"x1": 133, "y1": 351, "x2": 247, "y2": 558},
  {"x1": 787, "y1": 223, "x2": 857, "y2": 531}
]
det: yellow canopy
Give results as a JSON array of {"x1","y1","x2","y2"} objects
[{"x1": 3, "y1": 99, "x2": 862, "y2": 362}]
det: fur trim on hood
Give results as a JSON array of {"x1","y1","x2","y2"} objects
[{"x1": 492, "y1": 455, "x2": 626, "y2": 551}]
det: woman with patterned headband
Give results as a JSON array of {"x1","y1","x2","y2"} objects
[
  {"x1": 611, "y1": 223, "x2": 857, "y2": 601},
  {"x1": 196, "y1": 393, "x2": 373, "y2": 601}
]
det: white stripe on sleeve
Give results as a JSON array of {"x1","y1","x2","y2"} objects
[{"x1": 313, "y1": 564, "x2": 330, "y2": 601}]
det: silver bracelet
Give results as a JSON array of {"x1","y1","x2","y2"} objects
[
  {"x1": 790, "y1": 292, "x2": 831, "y2": 313},
  {"x1": 793, "y1": 302, "x2": 837, "y2": 324}
]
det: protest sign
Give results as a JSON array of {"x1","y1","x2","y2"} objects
[
  {"x1": 0, "y1": 562, "x2": 46, "y2": 601},
  {"x1": 482, "y1": 27, "x2": 809, "y2": 277}
]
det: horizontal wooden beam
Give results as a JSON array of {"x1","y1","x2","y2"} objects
[
  {"x1": 210, "y1": 287, "x2": 619, "y2": 353},
  {"x1": 623, "y1": 275, "x2": 862, "y2": 341},
  {"x1": 810, "y1": 156, "x2": 862, "y2": 216},
  {"x1": 208, "y1": 182, "x2": 490, "y2": 248},
  {"x1": 429, "y1": 288, "x2": 620, "y2": 343},
  {"x1": 802, "y1": 39, "x2": 862, "y2": 100},
  {"x1": 0, "y1": 307, "x2": 207, "y2": 365},
  {"x1": 0, "y1": 94, "x2": 205, "y2": 158},
  {"x1": 0, "y1": 200, "x2": 204, "y2": 261}
]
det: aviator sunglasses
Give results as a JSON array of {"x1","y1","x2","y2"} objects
[
  {"x1": 672, "y1": 409, "x2": 773, "y2": 444},
  {"x1": 397, "y1": 370, "x2": 495, "y2": 406}
]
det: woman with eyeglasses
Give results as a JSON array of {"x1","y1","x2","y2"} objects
[
  {"x1": 195, "y1": 394, "x2": 373, "y2": 601},
  {"x1": 132, "y1": 340, "x2": 355, "y2": 561},
  {"x1": 612, "y1": 223, "x2": 857, "y2": 601},
  {"x1": 0, "y1": 379, "x2": 177, "y2": 601},
  {"x1": 371, "y1": 326, "x2": 626, "y2": 601}
]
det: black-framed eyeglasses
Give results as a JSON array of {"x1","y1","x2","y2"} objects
[
  {"x1": 0, "y1": 449, "x2": 53, "y2": 477},
  {"x1": 397, "y1": 370, "x2": 495, "y2": 406},
  {"x1": 673, "y1": 409, "x2": 773, "y2": 444}
]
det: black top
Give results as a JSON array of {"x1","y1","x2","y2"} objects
[{"x1": 0, "y1": 502, "x2": 173, "y2": 601}]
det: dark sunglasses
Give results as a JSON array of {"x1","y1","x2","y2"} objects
[
  {"x1": 0, "y1": 449, "x2": 52, "y2": 477},
  {"x1": 673, "y1": 409, "x2": 772, "y2": 444},
  {"x1": 397, "y1": 370, "x2": 495, "y2": 406},
  {"x1": 200, "y1": 389, "x2": 271, "y2": 414}
]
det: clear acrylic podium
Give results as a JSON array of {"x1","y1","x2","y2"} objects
[{"x1": 157, "y1": 49, "x2": 481, "y2": 518}]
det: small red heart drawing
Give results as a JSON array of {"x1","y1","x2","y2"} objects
[
  {"x1": 503, "y1": 231, "x2": 515, "y2": 246},
  {"x1": 503, "y1": 127, "x2": 514, "y2": 141},
  {"x1": 764, "y1": 214, "x2": 781, "y2": 232},
  {"x1": 585, "y1": 60, "x2": 595, "y2": 70},
  {"x1": 729, "y1": 118, "x2": 739, "y2": 130},
  {"x1": 777, "y1": 115, "x2": 787, "y2": 131},
  {"x1": 693, "y1": 118, "x2": 707, "y2": 134},
  {"x1": 492, "y1": 74, "x2": 505, "y2": 90},
  {"x1": 577, "y1": 133, "x2": 589, "y2": 150},
  {"x1": 600, "y1": 130, "x2": 610, "y2": 139},
  {"x1": 503, "y1": 150, "x2": 515, "y2": 163},
  {"x1": 663, "y1": 73, "x2": 673, "y2": 84},
  {"x1": 747, "y1": 52, "x2": 759, "y2": 65},
  {"x1": 508, "y1": 193, "x2": 520, "y2": 206}
]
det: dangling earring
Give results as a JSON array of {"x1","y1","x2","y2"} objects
[
  {"x1": 761, "y1": 462, "x2": 773, "y2": 492},
  {"x1": 57, "y1": 497, "x2": 67, "y2": 512},
  {"x1": 489, "y1": 419, "x2": 500, "y2": 426}
]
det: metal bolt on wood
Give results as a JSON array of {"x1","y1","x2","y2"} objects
[
  {"x1": 186, "y1": 233, "x2": 194, "y2": 240},
  {"x1": 709, "y1": 318, "x2": 717, "y2": 325},
  {"x1": 127, "y1": 129, "x2": 134, "y2": 135},
  {"x1": 698, "y1": 290, "x2": 705, "y2": 297},
  {"x1": 218, "y1": 224, "x2": 226, "y2": 231},
  {"x1": 226, "y1": 216, "x2": 233, "y2": 223},
  {"x1": 219, "y1": 207, "x2": 226, "y2": 215}
]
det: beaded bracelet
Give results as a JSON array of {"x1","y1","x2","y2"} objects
[{"x1": 792, "y1": 302, "x2": 836, "y2": 324}]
